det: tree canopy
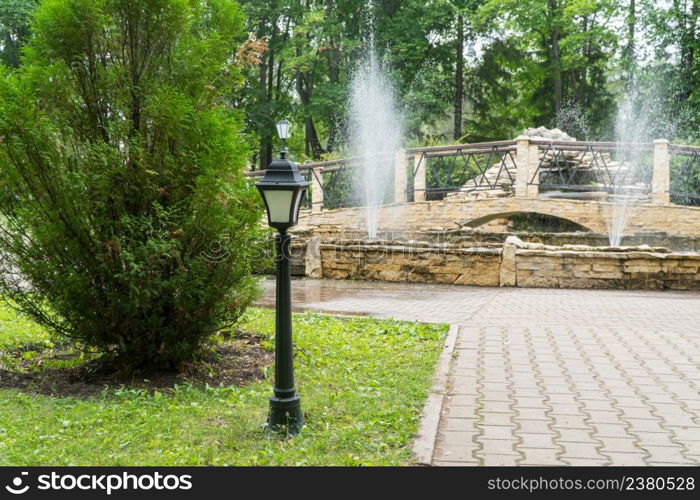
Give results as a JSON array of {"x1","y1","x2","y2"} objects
[
  {"x1": 3, "y1": 0, "x2": 698, "y2": 165},
  {"x1": 0, "y1": 0, "x2": 698, "y2": 157}
]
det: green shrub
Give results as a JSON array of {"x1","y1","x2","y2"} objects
[{"x1": 0, "y1": 0, "x2": 264, "y2": 370}]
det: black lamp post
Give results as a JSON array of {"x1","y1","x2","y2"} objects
[{"x1": 255, "y1": 120, "x2": 308, "y2": 435}]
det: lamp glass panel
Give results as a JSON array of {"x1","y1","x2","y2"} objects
[
  {"x1": 263, "y1": 189, "x2": 294, "y2": 223},
  {"x1": 290, "y1": 188, "x2": 306, "y2": 223}
]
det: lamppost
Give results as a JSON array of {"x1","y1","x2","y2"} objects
[{"x1": 255, "y1": 120, "x2": 308, "y2": 435}]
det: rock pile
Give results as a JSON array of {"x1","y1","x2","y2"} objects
[{"x1": 524, "y1": 126, "x2": 576, "y2": 141}]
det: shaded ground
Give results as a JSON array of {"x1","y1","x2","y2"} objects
[{"x1": 0, "y1": 332, "x2": 273, "y2": 398}]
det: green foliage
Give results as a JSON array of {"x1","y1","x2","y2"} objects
[
  {"x1": 0, "y1": 299, "x2": 51, "y2": 349},
  {"x1": 236, "y1": 0, "x2": 700, "y2": 150},
  {"x1": 0, "y1": 0, "x2": 265, "y2": 370},
  {"x1": 639, "y1": 0, "x2": 700, "y2": 141},
  {"x1": 0, "y1": 0, "x2": 36, "y2": 68},
  {"x1": 0, "y1": 306, "x2": 448, "y2": 465},
  {"x1": 8, "y1": 1, "x2": 700, "y2": 156},
  {"x1": 473, "y1": 0, "x2": 618, "y2": 139}
]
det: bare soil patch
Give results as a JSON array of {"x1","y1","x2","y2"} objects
[{"x1": 0, "y1": 332, "x2": 273, "y2": 398}]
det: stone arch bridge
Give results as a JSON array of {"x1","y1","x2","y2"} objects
[
  {"x1": 297, "y1": 196, "x2": 700, "y2": 237},
  {"x1": 248, "y1": 136, "x2": 700, "y2": 238}
]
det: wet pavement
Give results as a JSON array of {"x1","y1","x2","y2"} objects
[{"x1": 257, "y1": 278, "x2": 700, "y2": 466}]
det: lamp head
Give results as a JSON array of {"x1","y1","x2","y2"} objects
[
  {"x1": 276, "y1": 119, "x2": 291, "y2": 140},
  {"x1": 255, "y1": 156, "x2": 309, "y2": 231}
]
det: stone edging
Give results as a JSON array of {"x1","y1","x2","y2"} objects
[{"x1": 412, "y1": 323, "x2": 460, "y2": 466}]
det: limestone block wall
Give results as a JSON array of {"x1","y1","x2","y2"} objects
[
  {"x1": 319, "y1": 241, "x2": 502, "y2": 286},
  {"x1": 307, "y1": 238, "x2": 700, "y2": 291},
  {"x1": 513, "y1": 249, "x2": 700, "y2": 290}
]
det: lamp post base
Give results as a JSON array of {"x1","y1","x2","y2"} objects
[{"x1": 267, "y1": 395, "x2": 303, "y2": 435}]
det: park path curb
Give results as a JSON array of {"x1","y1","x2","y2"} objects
[{"x1": 412, "y1": 323, "x2": 459, "y2": 466}]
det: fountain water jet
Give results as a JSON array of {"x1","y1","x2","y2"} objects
[
  {"x1": 347, "y1": 45, "x2": 402, "y2": 239},
  {"x1": 608, "y1": 85, "x2": 671, "y2": 246}
]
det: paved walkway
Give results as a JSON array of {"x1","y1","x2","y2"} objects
[{"x1": 259, "y1": 278, "x2": 700, "y2": 466}]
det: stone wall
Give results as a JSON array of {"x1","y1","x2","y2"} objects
[
  {"x1": 303, "y1": 236, "x2": 700, "y2": 291},
  {"x1": 319, "y1": 240, "x2": 501, "y2": 286},
  {"x1": 507, "y1": 241, "x2": 700, "y2": 290}
]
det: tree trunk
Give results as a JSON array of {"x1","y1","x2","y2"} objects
[
  {"x1": 325, "y1": 0, "x2": 340, "y2": 152},
  {"x1": 295, "y1": 44, "x2": 325, "y2": 159},
  {"x1": 676, "y1": 0, "x2": 696, "y2": 99},
  {"x1": 687, "y1": 0, "x2": 698, "y2": 93},
  {"x1": 549, "y1": 0, "x2": 563, "y2": 116},
  {"x1": 454, "y1": 14, "x2": 464, "y2": 141},
  {"x1": 258, "y1": 50, "x2": 272, "y2": 170},
  {"x1": 625, "y1": 0, "x2": 636, "y2": 86}
]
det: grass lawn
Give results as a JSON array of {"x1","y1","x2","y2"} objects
[{"x1": 0, "y1": 304, "x2": 447, "y2": 466}]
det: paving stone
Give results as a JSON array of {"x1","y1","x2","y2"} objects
[
  {"x1": 516, "y1": 408, "x2": 550, "y2": 421},
  {"x1": 480, "y1": 454, "x2": 520, "y2": 466},
  {"x1": 551, "y1": 415, "x2": 591, "y2": 430},
  {"x1": 518, "y1": 448, "x2": 563, "y2": 465},
  {"x1": 639, "y1": 446, "x2": 695, "y2": 464},
  {"x1": 480, "y1": 412, "x2": 515, "y2": 426},
  {"x1": 580, "y1": 400, "x2": 617, "y2": 412},
  {"x1": 599, "y1": 437, "x2": 642, "y2": 453},
  {"x1": 449, "y1": 395, "x2": 479, "y2": 406},
  {"x1": 682, "y1": 454, "x2": 700, "y2": 465},
  {"x1": 445, "y1": 405, "x2": 477, "y2": 419},
  {"x1": 475, "y1": 439, "x2": 519, "y2": 455},
  {"x1": 431, "y1": 460, "x2": 479, "y2": 466},
  {"x1": 515, "y1": 396, "x2": 548, "y2": 408},
  {"x1": 680, "y1": 441, "x2": 700, "y2": 455},
  {"x1": 434, "y1": 445, "x2": 480, "y2": 462},
  {"x1": 556, "y1": 429, "x2": 598, "y2": 443},
  {"x1": 515, "y1": 419, "x2": 554, "y2": 434},
  {"x1": 620, "y1": 407, "x2": 662, "y2": 420},
  {"x1": 548, "y1": 394, "x2": 578, "y2": 405},
  {"x1": 601, "y1": 453, "x2": 650, "y2": 466},
  {"x1": 625, "y1": 418, "x2": 667, "y2": 433},
  {"x1": 560, "y1": 458, "x2": 609, "y2": 466},
  {"x1": 592, "y1": 423, "x2": 629, "y2": 437},
  {"x1": 480, "y1": 424, "x2": 519, "y2": 439},
  {"x1": 548, "y1": 403, "x2": 583, "y2": 416},
  {"x1": 480, "y1": 390, "x2": 512, "y2": 402},
  {"x1": 445, "y1": 418, "x2": 479, "y2": 431},
  {"x1": 613, "y1": 396, "x2": 648, "y2": 408},
  {"x1": 633, "y1": 432, "x2": 681, "y2": 447},
  {"x1": 586, "y1": 411, "x2": 625, "y2": 424},
  {"x1": 436, "y1": 430, "x2": 479, "y2": 447},
  {"x1": 557, "y1": 441, "x2": 604, "y2": 460},
  {"x1": 515, "y1": 433, "x2": 560, "y2": 449}
]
